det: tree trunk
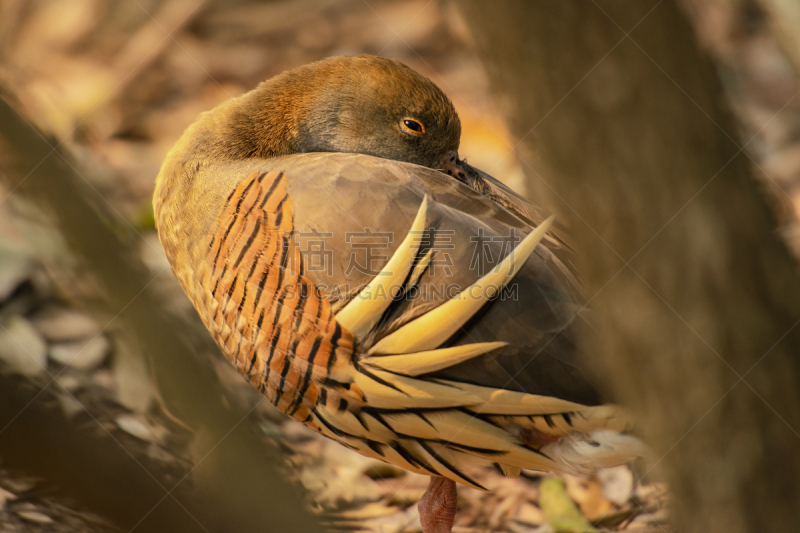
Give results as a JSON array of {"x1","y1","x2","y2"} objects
[{"x1": 457, "y1": 1, "x2": 800, "y2": 531}]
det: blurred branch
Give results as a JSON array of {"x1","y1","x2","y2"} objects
[
  {"x1": 0, "y1": 88, "x2": 319, "y2": 532},
  {"x1": 457, "y1": 1, "x2": 800, "y2": 532},
  {"x1": 107, "y1": 0, "x2": 203, "y2": 103}
]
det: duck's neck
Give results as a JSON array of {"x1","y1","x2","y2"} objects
[
  {"x1": 173, "y1": 88, "x2": 301, "y2": 164},
  {"x1": 152, "y1": 79, "x2": 317, "y2": 293}
]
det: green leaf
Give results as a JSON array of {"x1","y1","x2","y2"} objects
[{"x1": 540, "y1": 478, "x2": 598, "y2": 533}]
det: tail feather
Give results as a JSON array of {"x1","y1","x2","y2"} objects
[{"x1": 541, "y1": 430, "x2": 649, "y2": 475}]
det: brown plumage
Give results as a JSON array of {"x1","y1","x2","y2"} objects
[{"x1": 154, "y1": 54, "x2": 645, "y2": 533}]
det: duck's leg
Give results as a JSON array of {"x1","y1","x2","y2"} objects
[{"x1": 418, "y1": 476, "x2": 458, "y2": 533}]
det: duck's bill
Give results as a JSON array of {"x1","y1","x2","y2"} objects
[{"x1": 440, "y1": 150, "x2": 541, "y2": 227}]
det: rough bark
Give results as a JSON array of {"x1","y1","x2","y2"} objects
[{"x1": 457, "y1": 1, "x2": 800, "y2": 532}]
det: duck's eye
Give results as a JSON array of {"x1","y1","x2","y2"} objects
[{"x1": 402, "y1": 118, "x2": 425, "y2": 134}]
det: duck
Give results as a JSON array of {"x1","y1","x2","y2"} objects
[{"x1": 153, "y1": 54, "x2": 645, "y2": 533}]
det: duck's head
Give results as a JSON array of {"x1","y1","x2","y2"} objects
[{"x1": 224, "y1": 54, "x2": 461, "y2": 171}]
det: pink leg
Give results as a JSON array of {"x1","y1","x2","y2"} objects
[{"x1": 418, "y1": 476, "x2": 458, "y2": 533}]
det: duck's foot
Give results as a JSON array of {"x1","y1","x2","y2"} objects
[{"x1": 418, "y1": 476, "x2": 457, "y2": 533}]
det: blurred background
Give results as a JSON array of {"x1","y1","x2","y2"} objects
[{"x1": 0, "y1": 0, "x2": 798, "y2": 532}]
